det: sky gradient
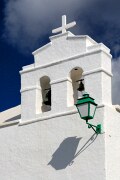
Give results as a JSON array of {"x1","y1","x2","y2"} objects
[{"x1": 0, "y1": 0, "x2": 120, "y2": 112}]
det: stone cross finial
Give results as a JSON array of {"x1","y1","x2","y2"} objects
[{"x1": 52, "y1": 15, "x2": 76, "y2": 34}]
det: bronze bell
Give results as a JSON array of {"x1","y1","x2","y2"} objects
[
  {"x1": 43, "y1": 88, "x2": 51, "y2": 106},
  {"x1": 77, "y1": 79, "x2": 85, "y2": 92}
]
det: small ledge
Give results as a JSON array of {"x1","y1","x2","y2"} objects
[
  {"x1": 67, "y1": 35, "x2": 97, "y2": 45},
  {"x1": 20, "y1": 49, "x2": 112, "y2": 75},
  {"x1": 20, "y1": 86, "x2": 41, "y2": 93},
  {"x1": 19, "y1": 104, "x2": 105, "y2": 126},
  {"x1": 87, "y1": 43, "x2": 110, "y2": 53},
  {"x1": 22, "y1": 64, "x2": 35, "y2": 70},
  {"x1": 83, "y1": 68, "x2": 113, "y2": 77},
  {"x1": 19, "y1": 109, "x2": 77, "y2": 126},
  {"x1": 0, "y1": 120, "x2": 19, "y2": 129},
  {"x1": 49, "y1": 31, "x2": 74, "y2": 41},
  {"x1": 20, "y1": 78, "x2": 71, "y2": 93},
  {"x1": 51, "y1": 77, "x2": 72, "y2": 85}
]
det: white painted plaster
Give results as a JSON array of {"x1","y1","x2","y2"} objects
[
  {"x1": 0, "y1": 105, "x2": 21, "y2": 123},
  {"x1": 32, "y1": 32, "x2": 100, "y2": 67},
  {"x1": 0, "y1": 105, "x2": 106, "y2": 180},
  {"x1": 104, "y1": 105, "x2": 120, "y2": 180}
]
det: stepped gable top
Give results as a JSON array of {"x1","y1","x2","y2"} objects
[
  {"x1": 32, "y1": 15, "x2": 97, "y2": 55},
  {"x1": 32, "y1": 32, "x2": 98, "y2": 67},
  {"x1": 32, "y1": 15, "x2": 98, "y2": 67},
  {"x1": 32, "y1": 32, "x2": 97, "y2": 55},
  {"x1": 22, "y1": 15, "x2": 110, "y2": 69}
]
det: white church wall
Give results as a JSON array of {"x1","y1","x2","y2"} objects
[
  {"x1": 1, "y1": 105, "x2": 120, "y2": 180},
  {"x1": 0, "y1": 105, "x2": 106, "y2": 180},
  {"x1": 104, "y1": 106, "x2": 120, "y2": 180}
]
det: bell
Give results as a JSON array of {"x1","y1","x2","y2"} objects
[
  {"x1": 43, "y1": 89, "x2": 51, "y2": 106},
  {"x1": 77, "y1": 80, "x2": 85, "y2": 92}
]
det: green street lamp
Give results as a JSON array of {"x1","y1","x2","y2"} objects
[{"x1": 75, "y1": 93, "x2": 102, "y2": 134}]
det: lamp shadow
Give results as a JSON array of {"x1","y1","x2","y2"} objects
[{"x1": 48, "y1": 133, "x2": 97, "y2": 170}]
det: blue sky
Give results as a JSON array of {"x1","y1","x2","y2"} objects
[{"x1": 0, "y1": 0, "x2": 120, "y2": 112}]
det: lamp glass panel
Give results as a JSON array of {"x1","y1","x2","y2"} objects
[
  {"x1": 89, "y1": 103, "x2": 96, "y2": 117},
  {"x1": 77, "y1": 103, "x2": 88, "y2": 118}
]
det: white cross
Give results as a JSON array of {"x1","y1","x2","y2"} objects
[{"x1": 52, "y1": 15, "x2": 76, "y2": 34}]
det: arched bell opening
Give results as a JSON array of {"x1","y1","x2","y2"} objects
[
  {"x1": 40, "y1": 76, "x2": 51, "y2": 112},
  {"x1": 68, "y1": 67, "x2": 84, "y2": 106}
]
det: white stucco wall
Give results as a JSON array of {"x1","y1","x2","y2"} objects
[
  {"x1": 0, "y1": 104, "x2": 120, "y2": 180},
  {"x1": 104, "y1": 106, "x2": 120, "y2": 180},
  {"x1": 0, "y1": 105, "x2": 106, "y2": 180}
]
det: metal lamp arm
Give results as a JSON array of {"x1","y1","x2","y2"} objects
[{"x1": 86, "y1": 122, "x2": 102, "y2": 134}]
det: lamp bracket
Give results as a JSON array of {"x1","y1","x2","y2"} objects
[{"x1": 86, "y1": 121, "x2": 102, "y2": 134}]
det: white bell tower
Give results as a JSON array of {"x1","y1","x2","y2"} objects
[
  {"x1": 19, "y1": 15, "x2": 120, "y2": 180},
  {"x1": 20, "y1": 15, "x2": 112, "y2": 123}
]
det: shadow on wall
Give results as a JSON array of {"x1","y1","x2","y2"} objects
[
  {"x1": 5, "y1": 114, "x2": 21, "y2": 122},
  {"x1": 48, "y1": 133, "x2": 97, "y2": 170}
]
